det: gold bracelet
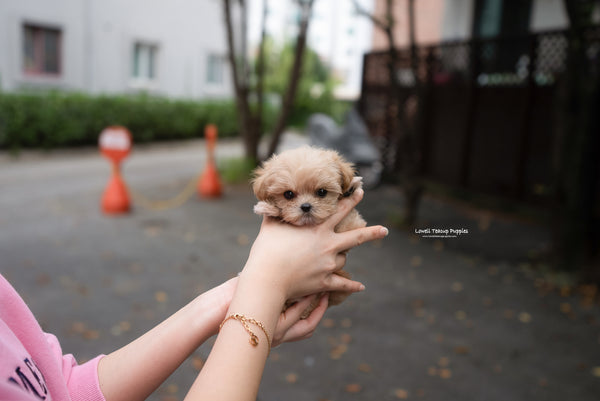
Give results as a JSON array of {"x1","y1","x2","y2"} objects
[{"x1": 220, "y1": 313, "x2": 272, "y2": 353}]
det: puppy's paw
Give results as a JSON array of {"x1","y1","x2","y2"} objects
[
  {"x1": 253, "y1": 201, "x2": 281, "y2": 217},
  {"x1": 351, "y1": 176, "x2": 364, "y2": 191}
]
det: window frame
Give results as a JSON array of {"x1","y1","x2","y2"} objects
[
  {"x1": 22, "y1": 23, "x2": 62, "y2": 77},
  {"x1": 130, "y1": 41, "x2": 159, "y2": 89}
]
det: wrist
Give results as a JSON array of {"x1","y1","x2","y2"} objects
[{"x1": 189, "y1": 278, "x2": 238, "y2": 338}]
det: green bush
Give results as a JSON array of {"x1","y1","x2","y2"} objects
[{"x1": 0, "y1": 92, "x2": 242, "y2": 150}]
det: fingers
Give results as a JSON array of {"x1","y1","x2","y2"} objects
[
  {"x1": 334, "y1": 253, "x2": 347, "y2": 272},
  {"x1": 323, "y1": 273, "x2": 366, "y2": 294},
  {"x1": 334, "y1": 225, "x2": 389, "y2": 254},
  {"x1": 277, "y1": 294, "x2": 329, "y2": 345},
  {"x1": 325, "y1": 187, "x2": 365, "y2": 229}
]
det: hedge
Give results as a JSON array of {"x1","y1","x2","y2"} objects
[{"x1": 0, "y1": 92, "x2": 243, "y2": 150}]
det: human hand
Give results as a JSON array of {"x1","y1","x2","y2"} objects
[
  {"x1": 271, "y1": 294, "x2": 329, "y2": 347},
  {"x1": 196, "y1": 277, "x2": 238, "y2": 335},
  {"x1": 241, "y1": 188, "x2": 388, "y2": 302}
]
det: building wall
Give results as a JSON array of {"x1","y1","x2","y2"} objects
[
  {"x1": 371, "y1": 0, "x2": 446, "y2": 50},
  {"x1": 371, "y1": 0, "x2": 570, "y2": 51},
  {"x1": 0, "y1": 0, "x2": 233, "y2": 99}
]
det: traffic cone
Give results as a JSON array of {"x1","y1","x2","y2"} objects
[
  {"x1": 198, "y1": 124, "x2": 223, "y2": 198},
  {"x1": 102, "y1": 161, "x2": 131, "y2": 214}
]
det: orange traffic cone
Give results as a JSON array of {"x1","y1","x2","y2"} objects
[
  {"x1": 99, "y1": 126, "x2": 132, "y2": 215},
  {"x1": 102, "y1": 161, "x2": 131, "y2": 214},
  {"x1": 198, "y1": 124, "x2": 223, "y2": 198}
]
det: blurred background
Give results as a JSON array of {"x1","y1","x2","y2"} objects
[{"x1": 1, "y1": 0, "x2": 599, "y2": 400}]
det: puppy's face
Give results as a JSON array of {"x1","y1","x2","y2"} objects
[{"x1": 252, "y1": 147, "x2": 356, "y2": 226}]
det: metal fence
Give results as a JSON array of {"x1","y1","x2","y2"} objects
[{"x1": 359, "y1": 26, "x2": 600, "y2": 204}]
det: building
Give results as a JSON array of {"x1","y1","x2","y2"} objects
[
  {"x1": 371, "y1": 0, "x2": 576, "y2": 50},
  {"x1": 0, "y1": 0, "x2": 235, "y2": 99},
  {"x1": 248, "y1": 0, "x2": 374, "y2": 100}
]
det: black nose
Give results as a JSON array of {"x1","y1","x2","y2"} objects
[{"x1": 301, "y1": 203, "x2": 312, "y2": 213}]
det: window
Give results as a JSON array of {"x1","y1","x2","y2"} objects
[
  {"x1": 206, "y1": 53, "x2": 225, "y2": 85},
  {"x1": 23, "y1": 24, "x2": 62, "y2": 75},
  {"x1": 132, "y1": 42, "x2": 158, "y2": 80},
  {"x1": 473, "y1": 0, "x2": 533, "y2": 38}
]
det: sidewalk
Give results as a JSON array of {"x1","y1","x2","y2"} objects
[{"x1": 1, "y1": 135, "x2": 599, "y2": 401}]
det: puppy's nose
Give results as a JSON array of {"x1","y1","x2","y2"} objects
[{"x1": 300, "y1": 203, "x2": 312, "y2": 213}]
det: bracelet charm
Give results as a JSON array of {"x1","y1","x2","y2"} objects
[{"x1": 220, "y1": 313, "x2": 271, "y2": 354}]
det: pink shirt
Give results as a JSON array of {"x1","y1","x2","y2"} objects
[{"x1": 0, "y1": 274, "x2": 106, "y2": 400}]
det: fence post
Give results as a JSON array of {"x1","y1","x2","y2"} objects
[{"x1": 514, "y1": 34, "x2": 538, "y2": 200}]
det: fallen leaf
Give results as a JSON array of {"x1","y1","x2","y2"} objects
[
  {"x1": 394, "y1": 388, "x2": 409, "y2": 399},
  {"x1": 165, "y1": 384, "x2": 178, "y2": 394},
  {"x1": 345, "y1": 383, "x2": 362, "y2": 393},
  {"x1": 155, "y1": 291, "x2": 168, "y2": 303},
  {"x1": 35, "y1": 273, "x2": 51, "y2": 286},
  {"x1": 285, "y1": 373, "x2": 298, "y2": 384},
  {"x1": 330, "y1": 344, "x2": 348, "y2": 360},
  {"x1": 236, "y1": 234, "x2": 250, "y2": 246},
  {"x1": 341, "y1": 318, "x2": 352, "y2": 328},
  {"x1": 487, "y1": 265, "x2": 499, "y2": 276},
  {"x1": 560, "y1": 303, "x2": 572, "y2": 314},
  {"x1": 451, "y1": 282, "x2": 464, "y2": 292},
  {"x1": 503, "y1": 309, "x2": 515, "y2": 319},
  {"x1": 83, "y1": 329, "x2": 100, "y2": 340},
  {"x1": 340, "y1": 333, "x2": 352, "y2": 344},
  {"x1": 438, "y1": 357, "x2": 450, "y2": 367},
  {"x1": 70, "y1": 321, "x2": 87, "y2": 334},
  {"x1": 427, "y1": 367, "x2": 438, "y2": 376},
  {"x1": 358, "y1": 363, "x2": 372, "y2": 373},
  {"x1": 518, "y1": 312, "x2": 532, "y2": 323},
  {"x1": 410, "y1": 256, "x2": 423, "y2": 267},
  {"x1": 322, "y1": 318, "x2": 335, "y2": 328},
  {"x1": 455, "y1": 310, "x2": 467, "y2": 320},
  {"x1": 559, "y1": 286, "x2": 571, "y2": 297},
  {"x1": 454, "y1": 346, "x2": 470, "y2": 355},
  {"x1": 191, "y1": 356, "x2": 204, "y2": 371},
  {"x1": 592, "y1": 366, "x2": 600, "y2": 377},
  {"x1": 439, "y1": 368, "x2": 452, "y2": 379}
]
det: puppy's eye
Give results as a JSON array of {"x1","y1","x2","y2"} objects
[
  {"x1": 283, "y1": 191, "x2": 295, "y2": 200},
  {"x1": 316, "y1": 188, "x2": 328, "y2": 197}
]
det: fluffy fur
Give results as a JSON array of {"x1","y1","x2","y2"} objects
[{"x1": 251, "y1": 146, "x2": 367, "y2": 317}]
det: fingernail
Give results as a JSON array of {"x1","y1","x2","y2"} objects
[
  {"x1": 358, "y1": 284, "x2": 366, "y2": 292},
  {"x1": 380, "y1": 227, "x2": 389, "y2": 237}
]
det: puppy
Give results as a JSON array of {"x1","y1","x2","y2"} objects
[{"x1": 251, "y1": 146, "x2": 367, "y2": 318}]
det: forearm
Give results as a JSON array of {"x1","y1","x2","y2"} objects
[
  {"x1": 98, "y1": 281, "x2": 233, "y2": 401},
  {"x1": 185, "y1": 268, "x2": 286, "y2": 401}
]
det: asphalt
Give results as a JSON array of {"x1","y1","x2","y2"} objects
[{"x1": 1, "y1": 134, "x2": 599, "y2": 401}]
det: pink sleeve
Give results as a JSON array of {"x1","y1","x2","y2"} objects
[{"x1": 45, "y1": 333, "x2": 107, "y2": 401}]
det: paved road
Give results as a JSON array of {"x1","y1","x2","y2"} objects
[{"x1": 1, "y1": 136, "x2": 599, "y2": 401}]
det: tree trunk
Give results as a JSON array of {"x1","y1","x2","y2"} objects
[
  {"x1": 553, "y1": 1, "x2": 600, "y2": 274},
  {"x1": 223, "y1": 0, "x2": 258, "y2": 161},
  {"x1": 267, "y1": 0, "x2": 314, "y2": 156}
]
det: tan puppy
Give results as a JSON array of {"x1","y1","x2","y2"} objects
[{"x1": 251, "y1": 146, "x2": 367, "y2": 317}]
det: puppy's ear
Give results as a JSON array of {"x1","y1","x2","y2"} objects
[
  {"x1": 251, "y1": 165, "x2": 271, "y2": 201},
  {"x1": 252, "y1": 165, "x2": 282, "y2": 217},
  {"x1": 333, "y1": 153, "x2": 358, "y2": 194}
]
